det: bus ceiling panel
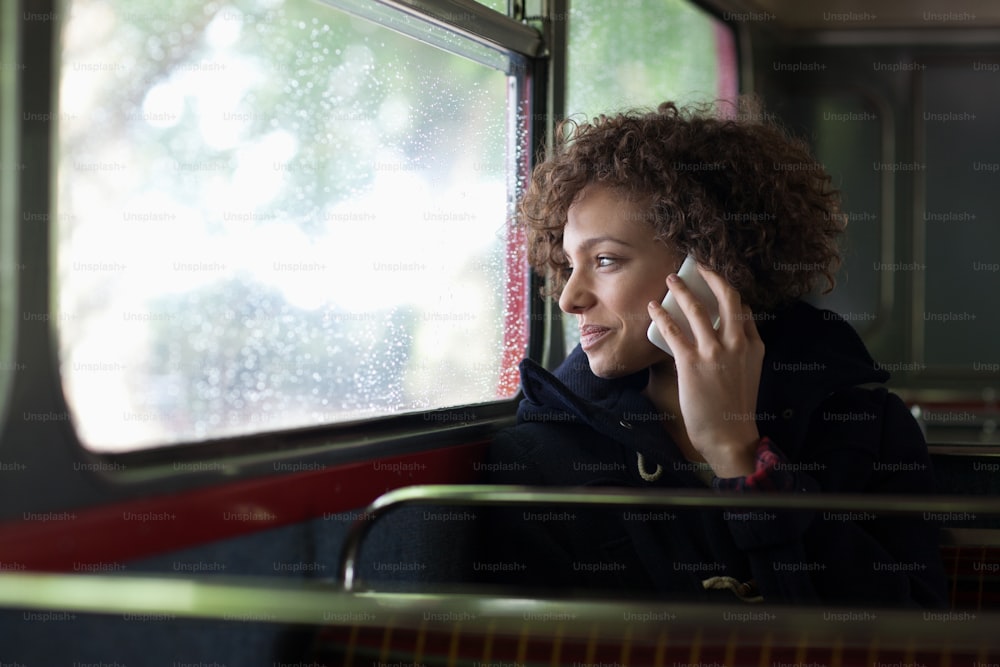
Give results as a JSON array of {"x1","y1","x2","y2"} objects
[
  {"x1": 720, "y1": 0, "x2": 1000, "y2": 29},
  {"x1": 701, "y1": 0, "x2": 1000, "y2": 44}
]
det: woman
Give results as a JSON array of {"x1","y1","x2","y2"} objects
[{"x1": 480, "y1": 99, "x2": 947, "y2": 607}]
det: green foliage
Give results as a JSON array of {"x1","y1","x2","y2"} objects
[{"x1": 567, "y1": 0, "x2": 722, "y2": 118}]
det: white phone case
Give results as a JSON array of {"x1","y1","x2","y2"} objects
[{"x1": 646, "y1": 255, "x2": 721, "y2": 357}]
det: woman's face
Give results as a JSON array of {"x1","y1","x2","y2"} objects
[{"x1": 559, "y1": 185, "x2": 683, "y2": 378}]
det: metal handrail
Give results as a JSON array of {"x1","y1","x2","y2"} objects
[
  {"x1": 336, "y1": 483, "x2": 1000, "y2": 590},
  {"x1": 0, "y1": 572, "x2": 998, "y2": 648}
]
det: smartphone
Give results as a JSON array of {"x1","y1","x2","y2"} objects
[{"x1": 646, "y1": 255, "x2": 721, "y2": 357}]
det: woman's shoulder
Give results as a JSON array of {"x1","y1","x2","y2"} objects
[
  {"x1": 810, "y1": 383, "x2": 920, "y2": 446},
  {"x1": 794, "y1": 384, "x2": 933, "y2": 492}
]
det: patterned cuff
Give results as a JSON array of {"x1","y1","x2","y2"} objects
[{"x1": 712, "y1": 437, "x2": 794, "y2": 492}]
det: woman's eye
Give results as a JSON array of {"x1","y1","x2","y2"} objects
[{"x1": 597, "y1": 256, "x2": 616, "y2": 268}]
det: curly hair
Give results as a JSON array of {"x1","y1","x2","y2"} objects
[{"x1": 517, "y1": 97, "x2": 845, "y2": 311}]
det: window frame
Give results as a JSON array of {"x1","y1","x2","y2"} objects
[
  {"x1": 0, "y1": 0, "x2": 22, "y2": 440},
  {"x1": 1, "y1": 0, "x2": 550, "y2": 478}
]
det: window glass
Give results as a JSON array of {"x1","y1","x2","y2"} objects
[
  {"x1": 567, "y1": 0, "x2": 737, "y2": 118},
  {"x1": 562, "y1": 0, "x2": 737, "y2": 353},
  {"x1": 57, "y1": 0, "x2": 526, "y2": 452},
  {"x1": 472, "y1": 0, "x2": 508, "y2": 13}
]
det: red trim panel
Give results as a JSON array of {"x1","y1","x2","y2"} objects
[
  {"x1": 714, "y1": 20, "x2": 739, "y2": 103},
  {"x1": 0, "y1": 442, "x2": 488, "y2": 571},
  {"x1": 498, "y1": 82, "x2": 530, "y2": 398}
]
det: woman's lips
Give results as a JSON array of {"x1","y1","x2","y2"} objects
[{"x1": 580, "y1": 324, "x2": 612, "y2": 350}]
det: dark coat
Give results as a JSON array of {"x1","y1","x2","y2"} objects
[{"x1": 479, "y1": 301, "x2": 947, "y2": 608}]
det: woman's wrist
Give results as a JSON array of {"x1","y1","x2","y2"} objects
[{"x1": 703, "y1": 438, "x2": 759, "y2": 478}]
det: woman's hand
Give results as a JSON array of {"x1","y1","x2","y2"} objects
[{"x1": 647, "y1": 265, "x2": 765, "y2": 478}]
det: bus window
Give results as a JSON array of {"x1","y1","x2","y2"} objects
[
  {"x1": 55, "y1": 0, "x2": 529, "y2": 452},
  {"x1": 781, "y1": 90, "x2": 884, "y2": 334},
  {"x1": 922, "y1": 63, "x2": 1000, "y2": 369}
]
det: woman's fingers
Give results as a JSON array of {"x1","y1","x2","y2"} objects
[
  {"x1": 651, "y1": 263, "x2": 766, "y2": 470},
  {"x1": 661, "y1": 271, "x2": 719, "y2": 348},
  {"x1": 696, "y1": 264, "x2": 747, "y2": 346},
  {"x1": 647, "y1": 296, "x2": 694, "y2": 356}
]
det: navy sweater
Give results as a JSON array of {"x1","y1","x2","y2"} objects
[{"x1": 479, "y1": 301, "x2": 947, "y2": 608}]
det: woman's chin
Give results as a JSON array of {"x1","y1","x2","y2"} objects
[
  {"x1": 583, "y1": 346, "x2": 673, "y2": 379},
  {"x1": 585, "y1": 353, "x2": 634, "y2": 379}
]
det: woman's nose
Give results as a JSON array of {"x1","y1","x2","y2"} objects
[{"x1": 558, "y1": 270, "x2": 594, "y2": 314}]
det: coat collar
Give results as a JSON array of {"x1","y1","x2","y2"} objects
[{"x1": 516, "y1": 301, "x2": 888, "y2": 463}]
